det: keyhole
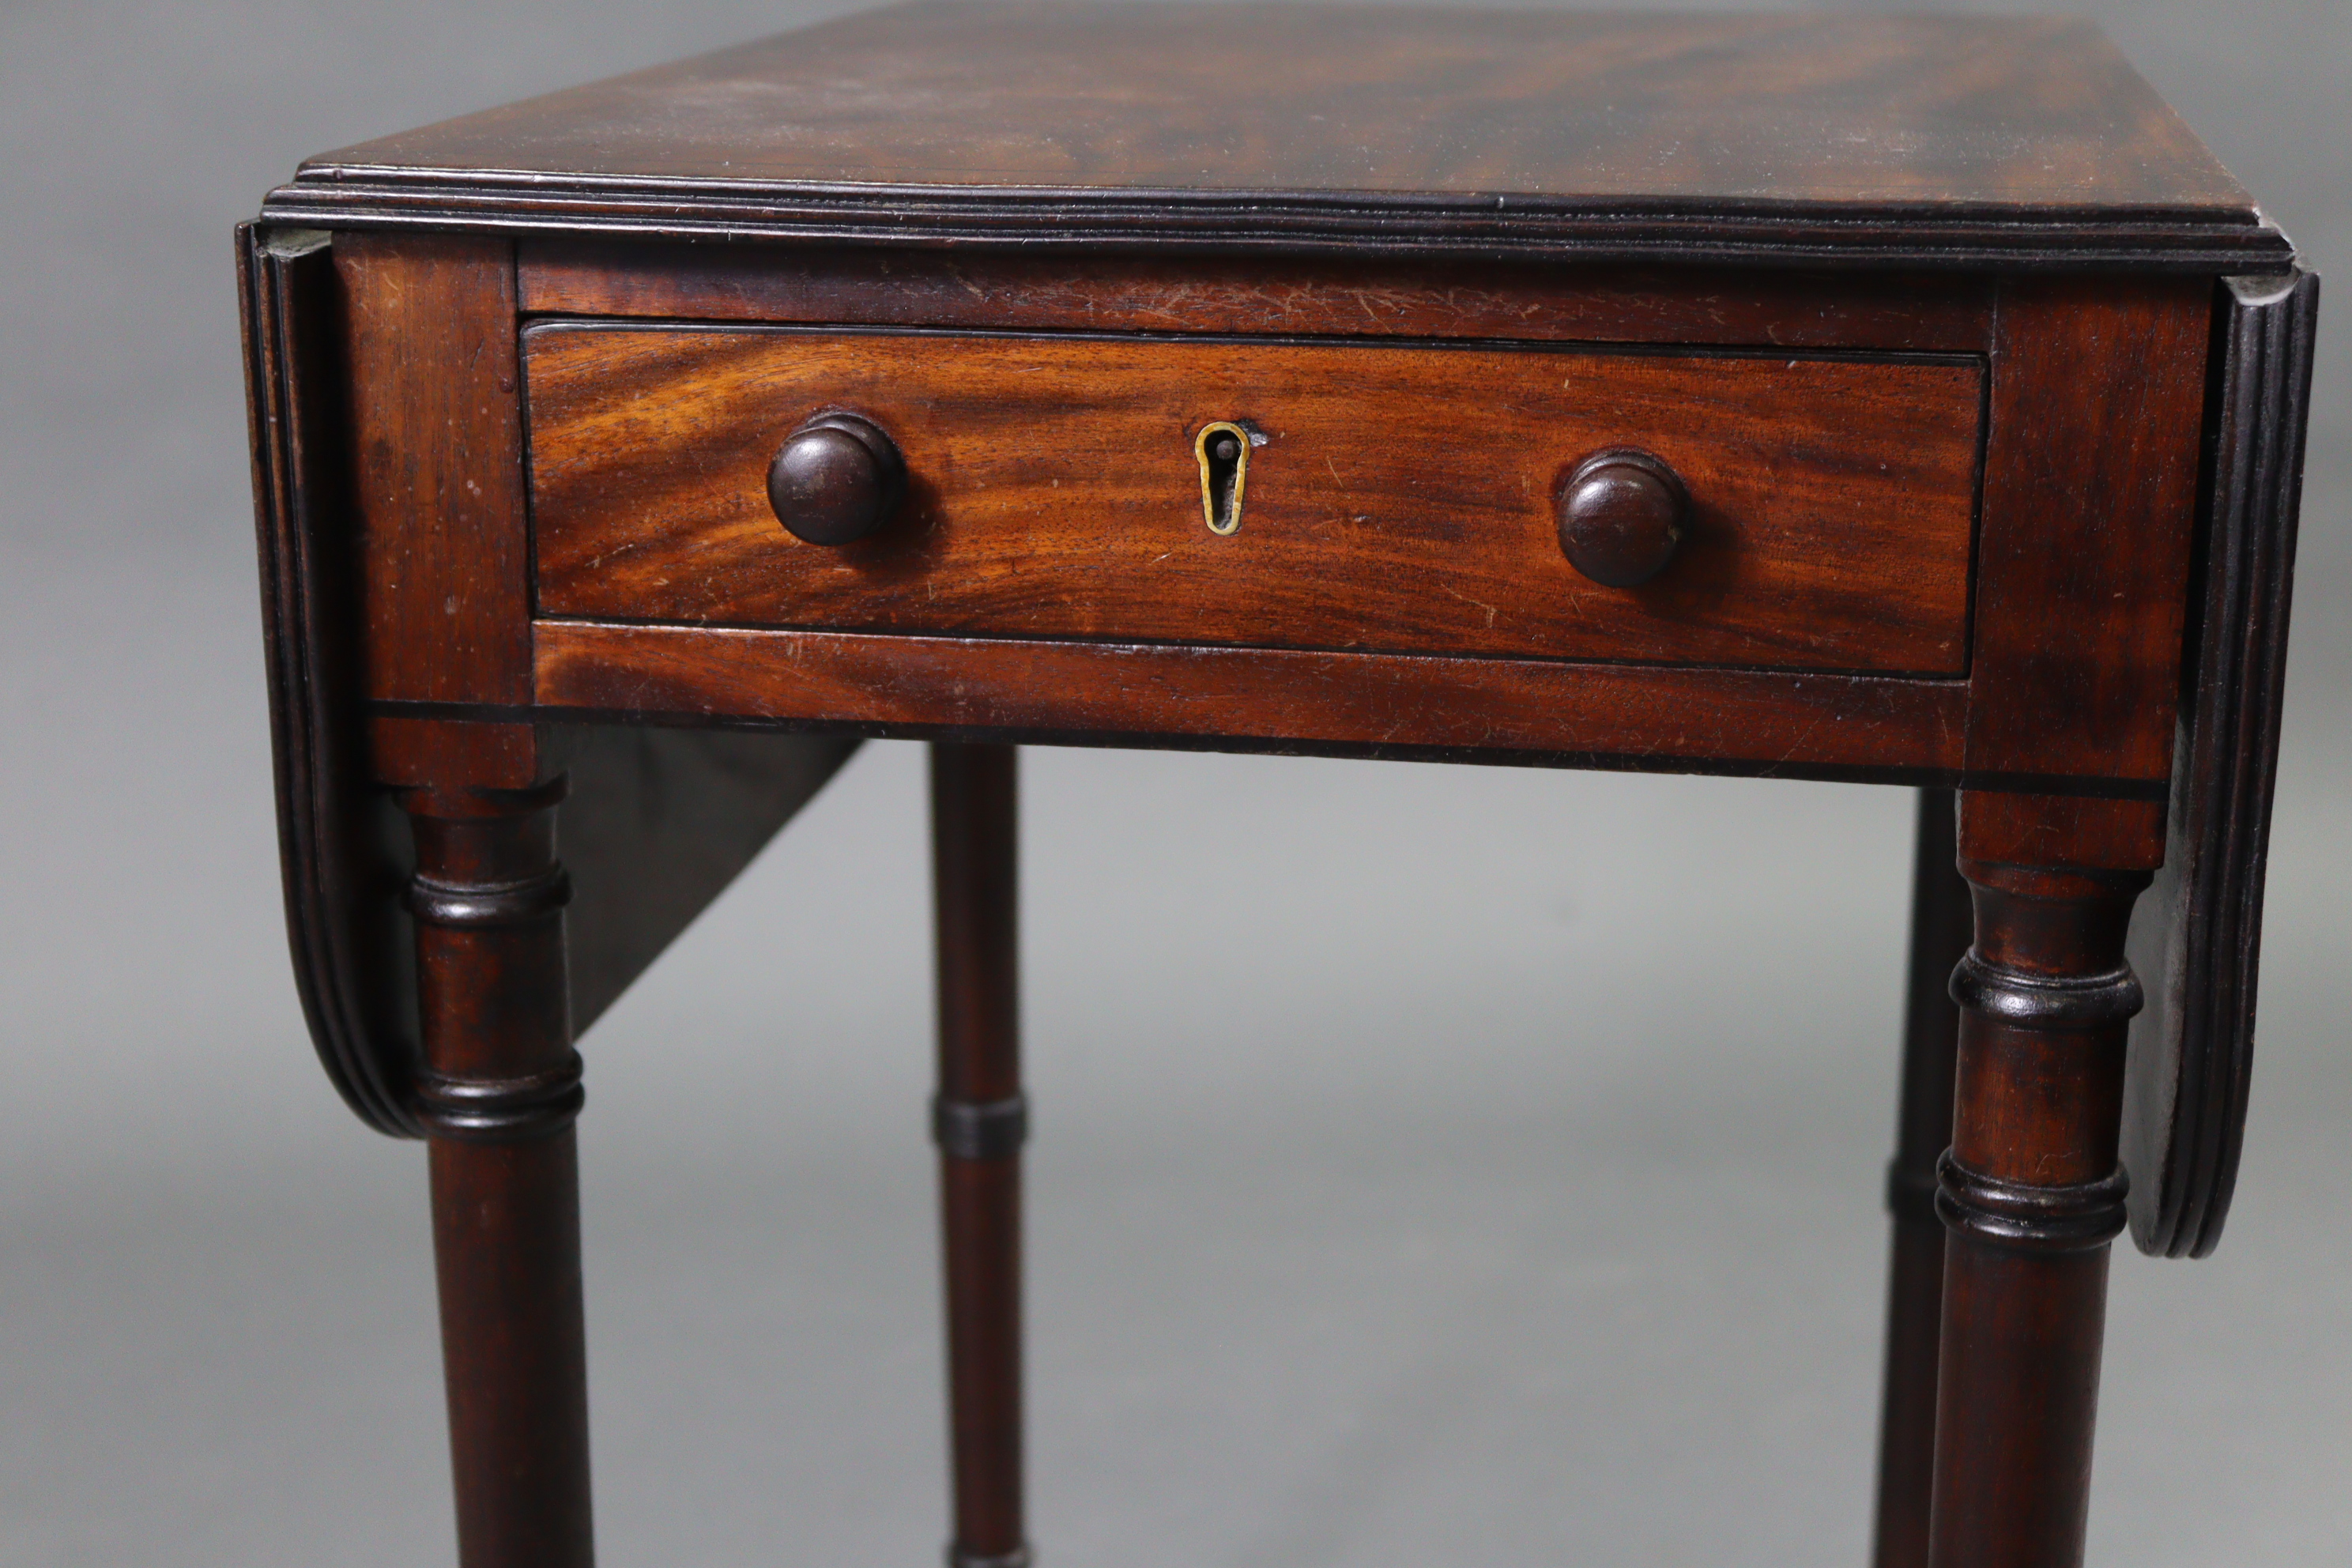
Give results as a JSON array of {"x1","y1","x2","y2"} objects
[{"x1": 1196, "y1": 421, "x2": 1251, "y2": 536}]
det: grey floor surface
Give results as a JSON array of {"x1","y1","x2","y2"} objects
[{"x1": 2, "y1": 2, "x2": 2347, "y2": 1563}]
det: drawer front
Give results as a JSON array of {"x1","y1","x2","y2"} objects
[{"x1": 526, "y1": 326, "x2": 1983, "y2": 674}]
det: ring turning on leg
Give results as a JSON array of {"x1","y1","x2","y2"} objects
[
  {"x1": 931, "y1": 743, "x2": 1031, "y2": 1568},
  {"x1": 1928, "y1": 800, "x2": 2153, "y2": 1568},
  {"x1": 403, "y1": 761, "x2": 594, "y2": 1568}
]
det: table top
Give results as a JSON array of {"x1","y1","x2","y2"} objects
[{"x1": 266, "y1": 2, "x2": 2290, "y2": 269}]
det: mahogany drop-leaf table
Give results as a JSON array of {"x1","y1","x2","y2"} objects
[{"x1": 237, "y1": 6, "x2": 2319, "y2": 1565}]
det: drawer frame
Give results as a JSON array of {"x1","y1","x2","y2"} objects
[{"x1": 522, "y1": 320, "x2": 1991, "y2": 679}]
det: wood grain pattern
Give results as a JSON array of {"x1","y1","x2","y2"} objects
[
  {"x1": 338, "y1": 233, "x2": 533, "y2": 707},
  {"x1": 518, "y1": 243, "x2": 1998, "y2": 354},
  {"x1": 1962, "y1": 277, "x2": 2213, "y2": 785},
  {"x1": 304, "y1": 5, "x2": 2252, "y2": 207},
  {"x1": 238, "y1": 9, "x2": 2320, "y2": 1560},
  {"x1": 527, "y1": 326, "x2": 1984, "y2": 675},
  {"x1": 263, "y1": 5, "x2": 2288, "y2": 268},
  {"x1": 530, "y1": 620, "x2": 1968, "y2": 781}
]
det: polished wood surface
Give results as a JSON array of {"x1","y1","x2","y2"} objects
[
  {"x1": 519, "y1": 244, "x2": 1999, "y2": 353},
  {"x1": 241, "y1": 224, "x2": 418, "y2": 1135},
  {"x1": 266, "y1": 4, "x2": 2287, "y2": 268},
  {"x1": 767, "y1": 412, "x2": 908, "y2": 547},
  {"x1": 531, "y1": 621, "x2": 1969, "y2": 782},
  {"x1": 1555, "y1": 450, "x2": 1692, "y2": 589},
  {"x1": 2124, "y1": 270, "x2": 2320, "y2": 1257},
  {"x1": 338, "y1": 234, "x2": 533, "y2": 708},
  {"x1": 930, "y1": 744, "x2": 1030, "y2": 1568},
  {"x1": 1871, "y1": 789, "x2": 1973, "y2": 1568},
  {"x1": 247, "y1": 228, "x2": 861, "y2": 1122},
  {"x1": 304, "y1": 4, "x2": 2249, "y2": 205},
  {"x1": 510, "y1": 267, "x2": 2219, "y2": 793},
  {"x1": 1932, "y1": 793, "x2": 2158, "y2": 1568},
  {"x1": 527, "y1": 326, "x2": 1982, "y2": 674},
  {"x1": 236, "y1": 8, "x2": 2320, "y2": 1565},
  {"x1": 398, "y1": 720, "x2": 593, "y2": 1568},
  {"x1": 1964, "y1": 278, "x2": 2212, "y2": 786}
]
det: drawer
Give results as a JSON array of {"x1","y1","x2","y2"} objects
[{"x1": 526, "y1": 325, "x2": 1984, "y2": 675}]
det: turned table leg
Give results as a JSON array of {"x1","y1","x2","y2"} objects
[
  {"x1": 1871, "y1": 787, "x2": 1973, "y2": 1568},
  {"x1": 929, "y1": 742, "x2": 1031, "y2": 1568},
  {"x1": 1928, "y1": 794, "x2": 2154, "y2": 1568},
  {"x1": 403, "y1": 755, "x2": 594, "y2": 1568}
]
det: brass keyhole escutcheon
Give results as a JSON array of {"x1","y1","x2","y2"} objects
[{"x1": 1195, "y1": 421, "x2": 1251, "y2": 535}]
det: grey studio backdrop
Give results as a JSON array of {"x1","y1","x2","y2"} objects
[{"x1": 2, "y1": 2, "x2": 2345, "y2": 1563}]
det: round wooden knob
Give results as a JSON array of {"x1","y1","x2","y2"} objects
[
  {"x1": 767, "y1": 413, "x2": 906, "y2": 545},
  {"x1": 1555, "y1": 450, "x2": 1690, "y2": 587}
]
